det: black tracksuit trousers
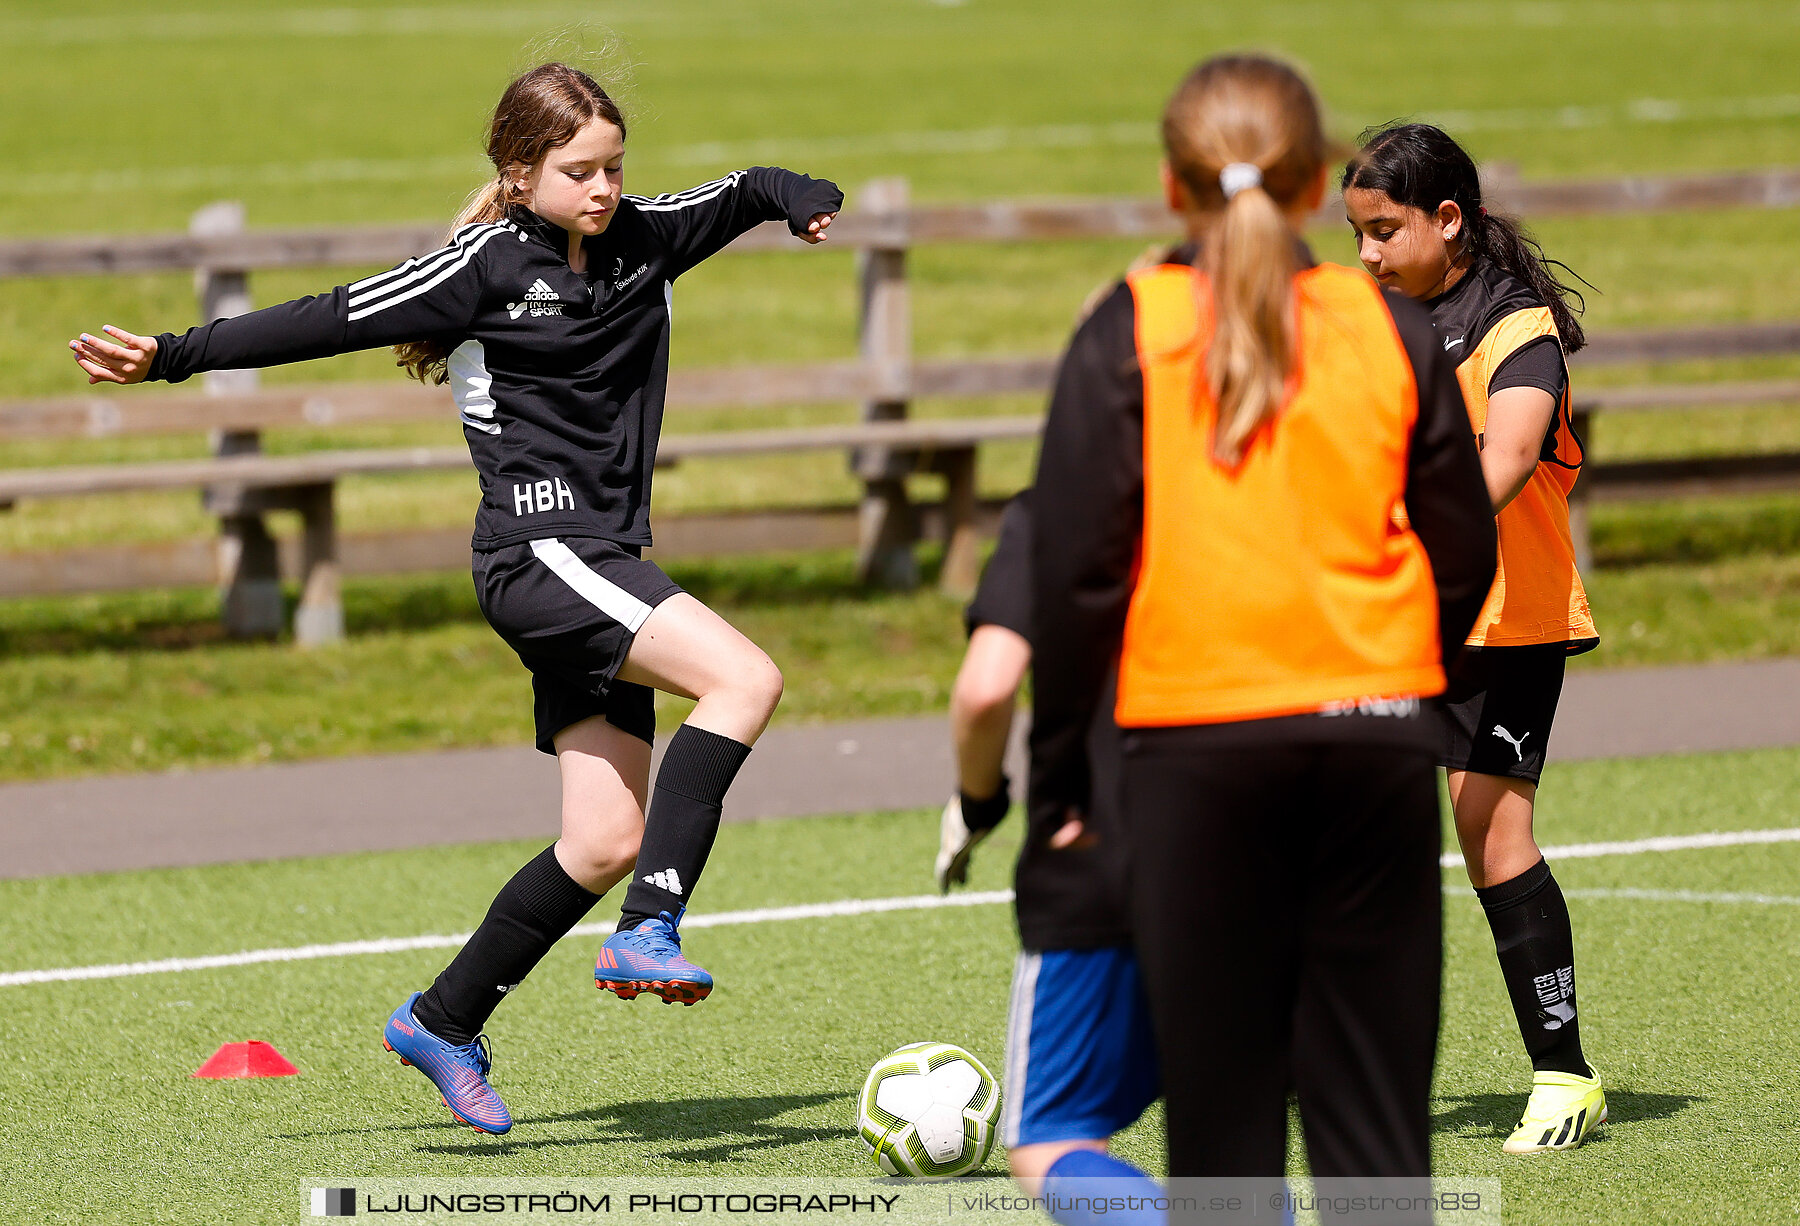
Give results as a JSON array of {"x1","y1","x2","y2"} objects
[{"x1": 1121, "y1": 737, "x2": 1442, "y2": 1188}]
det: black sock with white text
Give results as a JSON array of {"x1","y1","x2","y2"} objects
[
  {"x1": 1475, "y1": 858, "x2": 1592, "y2": 1077},
  {"x1": 617, "y1": 725, "x2": 752, "y2": 930},
  {"x1": 411, "y1": 844, "x2": 600, "y2": 1045}
]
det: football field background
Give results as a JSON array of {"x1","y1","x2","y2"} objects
[
  {"x1": 5, "y1": 1, "x2": 1800, "y2": 1222},
  {"x1": 4, "y1": 747, "x2": 1799, "y2": 1224},
  {"x1": 4, "y1": 0, "x2": 1800, "y2": 783}
]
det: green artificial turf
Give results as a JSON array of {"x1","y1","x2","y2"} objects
[
  {"x1": 3, "y1": 0, "x2": 1800, "y2": 797},
  {"x1": 2, "y1": 747, "x2": 1798, "y2": 1222}
]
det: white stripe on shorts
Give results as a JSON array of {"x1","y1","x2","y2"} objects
[
  {"x1": 1002, "y1": 950, "x2": 1041, "y2": 1148},
  {"x1": 529, "y1": 538, "x2": 654, "y2": 633}
]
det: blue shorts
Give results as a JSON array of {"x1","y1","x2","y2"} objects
[{"x1": 1002, "y1": 946, "x2": 1160, "y2": 1148}]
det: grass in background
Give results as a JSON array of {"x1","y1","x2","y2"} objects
[
  {"x1": 2, "y1": 748, "x2": 1798, "y2": 1223},
  {"x1": 4, "y1": 0, "x2": 1800, "y2": 782},
  {"x1": 6, "y1": 0, "x2": 1800, "y2": 239},
  {"x1": 4, "y1": 515, "x2": 1800, "y2": 784},
  {"x1": 14, "y1": 210, "x2": 1800, "y2": 400},
  {"x1": 0, "y1": 550, "x2": 970, "y2": 783}
]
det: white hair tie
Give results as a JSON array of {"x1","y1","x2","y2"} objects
[{"x1": 1220, "y1": 162, "x2": 1263, "y2": 199}]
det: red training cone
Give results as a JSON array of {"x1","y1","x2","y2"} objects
[{"x1": 192, "y1": 1040, "x2": 300, "y2": 1079}]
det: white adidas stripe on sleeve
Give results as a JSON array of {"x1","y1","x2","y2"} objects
[
  {"x1": 625, "y1": 171, "x2": 745, "y2": 212},
  {"x1": 348, "y1": 223, "x2": 500, "y2": 303},
  {"x1": 346, "y1": 225, "x2": 507, "y2": 322},
  {"x1": 347, "y1": 223, "x2": 507, "y2": 318}
]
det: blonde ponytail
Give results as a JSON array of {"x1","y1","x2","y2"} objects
[
  {"x1": 1160, "y1": 55, "x2": 1327, "y2": 465},
  {"x1": 1206, "y1": 177, "x2": 1296, "y2": 465},
  {"x1": 394, "y1": 63, "x2": 629, "y2": 385}
]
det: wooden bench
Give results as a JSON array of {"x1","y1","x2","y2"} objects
[
  {"x1": 1563, "y1": 366, "x2": 1800, "y2": 569},
  {"x1": 0, "y1": 415, "x2": 1039, "y2": 643},
  {"x1": 5, "y1": 177, "x2": 1799, "y2": 639},
  {"x1": 9, "y1": 362, "x2": 1799, "y2": 640},
  {"x1": 5, "y1": 363, "x2": 1798, "y2": 639}
]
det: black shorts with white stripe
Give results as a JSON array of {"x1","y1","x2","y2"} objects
[
  {"x1": 1434, "y1": 643, "x2": 1568, "y2": 783},
  {"x1": 474, "y1": 536, "x2": 685, "y2": 752}
]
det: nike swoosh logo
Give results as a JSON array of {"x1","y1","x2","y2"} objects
[{"x1": 1444, "y1": 336, "x2": 1464, "y2": 350}]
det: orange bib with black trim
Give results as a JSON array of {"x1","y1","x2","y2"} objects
[
  {"x1": 1114, "y1": 262, "x2": 1446, "y2": 728},
  {"x1": 1456, "y1": 308, "x2": 1598, "y2": 649}
]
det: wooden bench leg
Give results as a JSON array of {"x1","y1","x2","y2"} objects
[
  {"x1": 855, "y1": 476, "x2": 919, "y2": 589},
  {"x1": 293, "y1": 484, "x2": 343, "y2": 647},
  {"x1": 217, "y1": 513, "x2": 283, "y2": 639},
  {"x1": 936, "y1": 447, "x2": 981, "y2": 598}
]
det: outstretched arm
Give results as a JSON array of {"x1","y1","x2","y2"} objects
[
  {"x1": 635, "y1": 167, "x2": 843, "y2": 276},
  {"x1": 70, "y1": 326, "x2": 157, "y2": 385},
  {"x1": 67, "y1": 224, "x2": 496, "y2": 386}
]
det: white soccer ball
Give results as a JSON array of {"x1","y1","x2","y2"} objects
[{"x1": 857, "y1": 1041, "x2": 1001, "y2": 1178}]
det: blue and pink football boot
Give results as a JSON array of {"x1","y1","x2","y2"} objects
[
  {"x1": 382, "y1": 992, "x2": 512, "y2": 1135},
  {"x1": 594, "y1": 910, "x2": 713, "y2": 1005}
]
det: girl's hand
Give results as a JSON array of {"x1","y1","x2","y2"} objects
[
  {"x1": 800, "y1": 211, "x2": 836, "y2": 244},
  {"x1": 1049, "y1": 811, "x2": 1100, "y2": 851},
  {"x1": 69, "y1": 326, "x2": 157, "y2": 385}
]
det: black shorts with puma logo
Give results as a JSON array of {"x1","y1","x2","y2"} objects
[{"x1": 1433, "y1": 643, "x2": 1568, "y2": 783}]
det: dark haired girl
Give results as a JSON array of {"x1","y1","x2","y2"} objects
[
  {"x1": 1344, "y1": 121, "x2": 1604, "y2": 1154},
  {"x1": 71, "y1": 62, "x2": 841, "y2": 1134}
]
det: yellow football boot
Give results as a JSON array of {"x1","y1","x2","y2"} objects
[{"x1": 1502, "y1": 1066, "x2": 1607, "y2": 1154}]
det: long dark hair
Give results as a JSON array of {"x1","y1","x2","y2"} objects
[{"x1": 1340, "y1": 122, "x2": 1589, "y2": 353}]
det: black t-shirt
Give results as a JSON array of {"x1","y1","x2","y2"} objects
[{"x1": 1424, "y1": 261, "x2": 1570, "y2": 404}]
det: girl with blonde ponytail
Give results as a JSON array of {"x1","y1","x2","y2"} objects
[
  {"x1": 71, "y1": 60, "x2": 842, "y2": 1136},
  {"x1": 1030, "y1": 54, "x2": 1496, "y2": 1193},
  {"x1": 1159, "y1": 54, "x2": 1326, "y2": 464}
]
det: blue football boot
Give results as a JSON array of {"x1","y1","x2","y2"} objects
[
  {"x1": 382, "y1": 992, "x2": 513, "y2": 1134},
  {"x1": 594, "y1": 910, "x2": 713, "y2": 1005}
]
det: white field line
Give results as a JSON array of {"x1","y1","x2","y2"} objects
[
  {"x1": 1444, "y1": 884, "x2": 1800, "y2": 905},
  {"x1": 13, "y1": 95, "x2": 1800, "y2": 198},
  {"x1": 6, "y1": 828, "x2": 1799, "y2": 988},
  {"x1": 0, "y1": 890, "x2": 1013, "y2": 988},
  {"x1": 1439, "y1": 825, "x2": 1800, "y2": 868},
  {"x1": 1561, "y1": 888, "x2": 1800, "y2": 905}
]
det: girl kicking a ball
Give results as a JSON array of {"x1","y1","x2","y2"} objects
[
  {"x1": 1344, "y1": 122, "x2": 1605, "y2": 1154},
  {"x1": 70, "y1": 62, "x2": 841, "y2": 1135}
]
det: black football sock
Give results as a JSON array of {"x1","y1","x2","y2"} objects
[
  {"x1": 959, "y1": 773, "x2": 1011, "y2": 833},
  {"x1": 618, "y1": 725, "x2": 752, "y2": 930},
  {"x1": 412, "y1": 844, "x2": 601, "y2": 1045},
  {"x1": 1475, "y1": 858, "x2": 1591, "y2": 1077}
]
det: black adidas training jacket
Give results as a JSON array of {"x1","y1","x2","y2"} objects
[{"x1": 147, "y1": 168, "x2": 843, "y2": 549}]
